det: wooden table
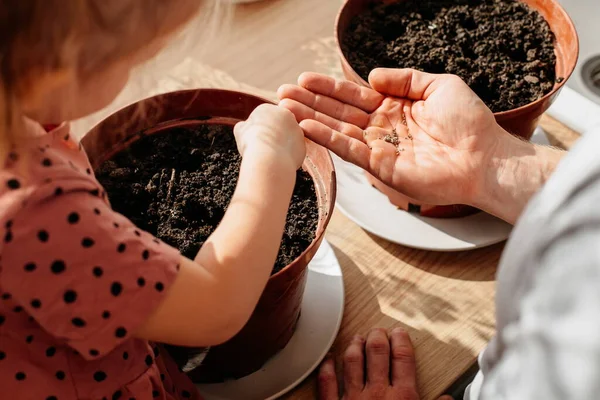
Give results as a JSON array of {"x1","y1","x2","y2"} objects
[
  {"x1": 74, "y1": 0, "x2": 582, "y2": 398},
  {"x1": 202, "y1": 2, "x2": 580, "y2": 399}
]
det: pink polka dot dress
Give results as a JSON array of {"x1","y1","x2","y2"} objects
[{"x1": 0, "y1": 120, "x2": 202, "y2": 399}]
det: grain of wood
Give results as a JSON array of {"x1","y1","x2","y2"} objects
[
  {"x1": 540, "y1": 114, "x2": 581, "y2": 149},
  {"x1": 281, "y1": 211, "x2": 500, "y2": 400}
]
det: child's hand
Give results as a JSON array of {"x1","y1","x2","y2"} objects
[
  {"x1": 234, "y1": 104, "x2": 306, "y2": 170},
  {"x1": 138, "y1": 105, "x2": 307, "y2": 347}
]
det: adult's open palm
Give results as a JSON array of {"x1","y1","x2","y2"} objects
[{"x1": 278, "y1": 69, "x2": 504, "y2": 207}]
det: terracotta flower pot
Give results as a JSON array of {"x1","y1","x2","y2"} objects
[
  {"x1": 335, "y1": 0, "x2": 579, "y2": 218},
  {"x1": 82, "y1": 89, "x2": 336, "y2": 381}
]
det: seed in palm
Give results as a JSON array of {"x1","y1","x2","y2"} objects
[
  {"x1": 383, "y1": 127, "x2": 400, "y2": 146},
  {"x1": 383, "y1": 134, "x2": 399, "y2": 145}
]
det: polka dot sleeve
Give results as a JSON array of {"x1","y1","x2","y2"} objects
[{"x1": 0, "y1": 191, "x2": 181, "y2": 360}]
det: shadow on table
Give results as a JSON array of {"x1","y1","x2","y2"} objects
[
  {"x1": 365, "y1": 232, "x2": 502, "y2": 282},
  {"x1": 314, "y1": 244, "x2": 484, "y2": 400},
  {"x1": 357, "y1": 233, "x2": 497, "y2": 345}
]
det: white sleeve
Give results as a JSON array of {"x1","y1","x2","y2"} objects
[{"x1": 481, "y1": 229, "x2": 600, "y2": 400}]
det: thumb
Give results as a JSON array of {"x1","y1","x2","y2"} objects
[
  {"x1": 368, "y1": 68, "x2": 441, "y2": 101},
  {"x1": 233, "y1": 121, "x2": 246, "y2": 155},
  {"x1": 406, "y1": 98, "x2": 430, "y2": 129}
]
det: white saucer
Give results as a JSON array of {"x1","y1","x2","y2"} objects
[
  {"x1": 197, "y1": 239, "x2": 345, "y2": 400},
  {"x1": 334, "y1": 128, "x2": 550, "y2": 251}
]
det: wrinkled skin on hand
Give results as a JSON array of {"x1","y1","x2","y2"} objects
[{"x1": 317, "y1": 328, "x2": 453, "y2": 400}]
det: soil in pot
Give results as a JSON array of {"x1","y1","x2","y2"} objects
[
  {"x1": 96, "y1": 123, "x2": 318, "y2": 275},
  {"x1": 343, "y1": 0, "x2": 557, "y2": 113}
]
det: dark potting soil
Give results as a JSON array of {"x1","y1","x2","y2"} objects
[
  {"x1": 96, "y1": 124, "x2": 318, "y2": 274},
  {"x1": 343, "y1": 0, "x2": 557, "y2": 113}
]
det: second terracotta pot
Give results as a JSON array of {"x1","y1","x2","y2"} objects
[
  {"x1": 335, "y1": 0, "x2": 579, "y2": 218},
  {"x1": 83, "y1": 89, "x2": 337, "y2": 381}
]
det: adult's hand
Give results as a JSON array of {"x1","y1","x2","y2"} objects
[
  {"x1": 278, "y1": 69, "x2": 564, "y2": 223},
  {"x1": 279, "y1": 68, "x2": 502, "y2": 208},
  {"x1": 318, "y1": 328, "x2": 453, "y2": 400}
]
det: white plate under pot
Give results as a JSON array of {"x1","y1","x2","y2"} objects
[{"x1": 197, "y1": 239, "x2": 344, "y2": 400}]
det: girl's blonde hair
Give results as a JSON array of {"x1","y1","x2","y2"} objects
[{"x1": 0, "y1": 0, "x2": 225, "y2": 162}]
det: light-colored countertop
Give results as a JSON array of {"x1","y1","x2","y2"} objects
[{"x1": 76, "y1": 0, "x2": 582, "y2": 398}]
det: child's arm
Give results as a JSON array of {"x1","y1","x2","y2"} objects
[
  {"x1": 1, "y1": 106, "x2": 304, "y2": 357},
  {"x1": 134, "y1": 105, "x2": 306, "y2": 346}
]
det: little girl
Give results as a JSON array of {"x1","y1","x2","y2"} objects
[{"x1": 0, "y1": 1, "x2": 306, "y2": 399}]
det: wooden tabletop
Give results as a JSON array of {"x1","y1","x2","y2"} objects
[
  {"x1": 202, "y1": 2, "x2": 580, "y2": 399},
  {"x1": 74, "y1": 0, "x2": 583, "y2": 398}
]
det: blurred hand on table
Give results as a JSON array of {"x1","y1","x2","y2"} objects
[{"x1": 317, "y1": 328, "x2": 453, "y2": 400}]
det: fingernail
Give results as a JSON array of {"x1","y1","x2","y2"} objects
[
  {"x1": 392, "y1": 327, "x2": 406, "y2": 334},
  {"x1": 352, "y1": 335, "x2": 364, "y2": 342},
  {"x1": 321, "y1": 358, "x2": 335, "y2": 373}
]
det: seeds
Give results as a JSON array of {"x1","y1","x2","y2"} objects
[
  {"x1": 383, "y1": 127, "x2": 400, "y2": 145},
  {"x1": 383, "y1": 134, "x2": 399, "y2": 145}
]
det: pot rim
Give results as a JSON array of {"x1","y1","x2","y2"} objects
[
  {"x1": 85, "y1": 88, "x2": 337, "y2": 281},
  {"x1": 334, "y1": 0, "x2": 580, "y2": 118}
]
